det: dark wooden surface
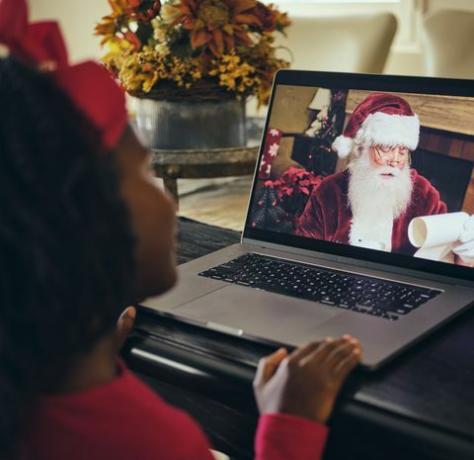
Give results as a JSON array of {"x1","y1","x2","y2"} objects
[{"x1": 125, "y1": 217, "x2": 474, "y2": 460}]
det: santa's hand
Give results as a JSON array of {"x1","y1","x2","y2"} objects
[{"x1": 452, "y1": 216, "x2": 474, "y2": 265}]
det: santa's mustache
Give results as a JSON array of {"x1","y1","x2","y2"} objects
[
  {"x1": 371, "y1": 159, "x2": 411, "y2": 176},
  {"x1": 375, "y1": 166, "x2": 403, "y2": 177}
]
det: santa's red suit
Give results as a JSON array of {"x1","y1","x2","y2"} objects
[{"x1": 296, "y1": 169, "x2": 447, "y2": 255}]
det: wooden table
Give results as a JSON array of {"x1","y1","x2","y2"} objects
[
  {"x1": 152, "y1": 146, "x2": 259, "y2": 205},
  {"x1": 124, "y1": 217, "x2": 474, "y2": 460}
]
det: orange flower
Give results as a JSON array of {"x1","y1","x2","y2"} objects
[
  {"x1": 107, "y1": 0, "x2": 161, "y2": 20},
  {"x1": 95, "y1": 14, "x2": 118, "y2": 42},
  {"x1": 108, "y1": 0, "x2": 142, "y2": 14},
  {"x1": 248, "y1": 2, "x2": 276, "y2": 32},
  {"x1": 95, "y1": 13, "x2": 142, "y2": 50},
  {"x1": 131, "y1": 1, "x2": 162, "y2": 21},
  {"x1": 274, "y1": 9, "x2": 291, "y2": 31},
  {"x1": 96, "y1": 1, "x2": 161, "y2": 50},
  {"x1": 175, "y1": 0, "x2": 263, "y2": 56}
]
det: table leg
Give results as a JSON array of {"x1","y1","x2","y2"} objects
[{"x1": 163, "y1": 176, "x2": 179, "y2": 207}]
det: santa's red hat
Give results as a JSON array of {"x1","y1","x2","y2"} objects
[{"x1": 332, "y1": 92, "x2": 420, "y2": 159}]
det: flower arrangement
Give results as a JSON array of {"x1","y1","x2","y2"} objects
[{"x1": 95, "y1": 0, "x2": 291, "y2": 105}]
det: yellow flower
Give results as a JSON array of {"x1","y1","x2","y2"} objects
[
  {"x1": 161, "y1": 2, "x2": 182, "y2": 23},
  {"x1": 155, "y1": 42, "x2": 170, "y2": 55}
]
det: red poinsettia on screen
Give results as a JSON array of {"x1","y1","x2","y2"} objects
[
  {"x1": 250, "y1": 166, "x2": 322, "y2": 232},
  {"x1": 265, "y1": 166, "x2": 322, "y2": 217}
]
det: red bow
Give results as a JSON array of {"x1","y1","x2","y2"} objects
[{"x1": 0, "y1": 0, "x2": 127, "y2": 150}]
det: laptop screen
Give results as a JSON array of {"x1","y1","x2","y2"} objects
[{"x1": 244, "y1": 71, "x2": 474, "y2": 280}]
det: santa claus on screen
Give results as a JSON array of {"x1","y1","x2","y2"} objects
[{"x1": 295, "y1": 92, "x2": 474, "y2": 266}]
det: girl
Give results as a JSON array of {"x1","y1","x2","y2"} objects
[{"x1": 0, "y1": 1, "x2": 361, "y2": 459}]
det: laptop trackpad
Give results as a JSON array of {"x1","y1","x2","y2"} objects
[{"x1": 173, "y1": 285, "x2": 340, "y2": 345}]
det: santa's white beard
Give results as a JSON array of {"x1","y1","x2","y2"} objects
[{"x1": 348, "y1": 152, "x2": 413, "y2": 251}]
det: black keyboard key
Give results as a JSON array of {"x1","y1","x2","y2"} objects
[
  {"x1": 402, "y1": 303, "x2": 416, "y2": 309},
  {"x1": 321, "y1": 298, "x2": 336, "y2": 305}
]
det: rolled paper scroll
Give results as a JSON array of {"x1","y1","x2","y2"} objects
[{"x1": 408, "y1": 212, "x2": 470, "y2": 263}]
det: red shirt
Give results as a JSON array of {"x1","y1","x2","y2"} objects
[{"x1": 23, "y1": 363, "x2": 327, "y2": 460}]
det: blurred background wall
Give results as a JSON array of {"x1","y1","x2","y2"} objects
[{"x1": 29, "y1": 0, "x2": 474, "y2": 76}]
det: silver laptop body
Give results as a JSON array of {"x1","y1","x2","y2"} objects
[{"x1": 142, "y1": 71, "x2": 474, "y2": 369}]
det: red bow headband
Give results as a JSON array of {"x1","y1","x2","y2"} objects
[{"x1": 0, "y1": 0, "x2": 127, "y2": 150}]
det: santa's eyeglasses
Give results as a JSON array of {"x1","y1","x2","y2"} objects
[{"x1": 373, "y1": 145, "x2": 411, "y2": 165}]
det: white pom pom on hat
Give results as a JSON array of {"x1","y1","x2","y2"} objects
[
  {"x1": 332, "y1": 134, "x2": 353, "y2": 159},
  {"x1": 332, "y1": 92, "x2": 420, "y2": 159}
]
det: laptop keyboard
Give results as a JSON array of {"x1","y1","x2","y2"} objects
[{"x1": 199, "y1": 253, "x2": 441, "y2": 321}]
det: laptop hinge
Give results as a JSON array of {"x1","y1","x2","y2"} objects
[{"x1": 241, "y1": 237, "x2": 474, "y2": 289}]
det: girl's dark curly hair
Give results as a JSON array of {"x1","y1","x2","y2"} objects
[{"x1": 0, "y1": 57, "x2": 136, "y2": 458}]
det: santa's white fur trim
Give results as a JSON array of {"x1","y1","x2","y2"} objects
[
  {"x1": 332, "y1": 135, "x2": 353, "y2": 159},
  {"x1": 356, "y1": 112, "x2": 420, "y2": 151}
]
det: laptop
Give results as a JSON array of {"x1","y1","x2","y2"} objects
[{"x1": 142, "y1": 70, "x2": 474, "y2": 369}]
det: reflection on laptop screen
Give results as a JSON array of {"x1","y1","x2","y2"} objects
[{"x1": 249, "y1": 85, "x2": 474, "y2": 269}]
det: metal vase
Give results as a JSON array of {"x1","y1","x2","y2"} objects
[{"x1": 134, "y1": 97, "x2": 247, "y2": 149}]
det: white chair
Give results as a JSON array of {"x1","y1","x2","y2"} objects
[
  {"x1": 275, "y1": 13, "x2": 397, "y2": 74},
  {"x1": 422, "y1": 9, "x2": 474, "y2": 78}
]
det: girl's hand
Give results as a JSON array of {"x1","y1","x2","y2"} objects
[{"x1": 253, "y1": 336, "x2": 361, "y2": 423}]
